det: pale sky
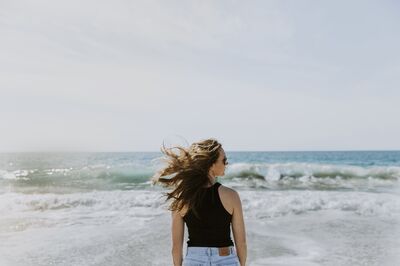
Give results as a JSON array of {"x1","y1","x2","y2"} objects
[{"x1": 1, "y1": 0, "x2": 399, "y2": 152}]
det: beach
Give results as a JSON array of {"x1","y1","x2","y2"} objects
[{"x1": 1, "y1": 151, "x2": 399, "y2": 265}]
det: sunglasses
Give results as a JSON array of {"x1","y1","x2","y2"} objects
[{"x1": 222, "y1": 156, "x2": 228, "y2": 165}]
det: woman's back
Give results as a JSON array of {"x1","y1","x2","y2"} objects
[{"x1": 182, "y1": 182, "x2": 234, "y2": 247}]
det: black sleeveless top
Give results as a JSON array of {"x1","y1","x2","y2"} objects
[{"x1": 183, "y1": 182, "x2": 234, "y2": 247}]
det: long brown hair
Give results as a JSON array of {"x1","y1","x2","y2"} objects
[{"x1": 152, "y1": 138, "x2": 222, "y2": 217}]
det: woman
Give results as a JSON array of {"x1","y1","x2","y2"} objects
[{"x1": 153, "y1": 138, "x2": 247, "y2": 266}]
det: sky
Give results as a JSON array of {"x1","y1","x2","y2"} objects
[{"x1": 1, "y1": 0, "x2": 399, "y2": 152}]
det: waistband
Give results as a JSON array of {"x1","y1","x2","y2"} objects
[{"x1": 186, "y1": 246, "x2": 236, "y2": 256}]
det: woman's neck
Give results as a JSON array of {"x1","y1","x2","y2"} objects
[{"x1": 204, "y1": 178, "x2": 217, "y2": 188}]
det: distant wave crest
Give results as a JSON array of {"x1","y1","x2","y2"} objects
[
  {"x1": 226, "y1": 162, "x2": 400, "y2": 181},
  {"x1": 1, "y1": 163, "x2": 399, "y2": 191}
]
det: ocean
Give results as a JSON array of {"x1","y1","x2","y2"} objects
[{"x1": 1, "y1": 151, "x2": 399, "y2": 266}]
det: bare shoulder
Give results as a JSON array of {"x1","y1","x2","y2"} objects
[
  {"x1": 218, "y1": 184, "x2": 241, "y2": 214},
  {"x1": 219, "y1": 185, "x2": 238, "y2": 197},
  {"x1": 219, "y1": 184, "x2": 239, "y2": 198}
]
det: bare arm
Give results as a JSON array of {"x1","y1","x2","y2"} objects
[
  {"x1": 231, "y1": 191, "x2": 247, "y2": 266},
  {"x1": 171, "y1": 210, "x2": 184, "y2": 266}
]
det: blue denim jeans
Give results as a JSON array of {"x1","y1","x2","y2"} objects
[{"x1": 183, "y1": 246, "x2": 240, "y2": 266}]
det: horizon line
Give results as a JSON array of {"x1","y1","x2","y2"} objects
[{"x1": 0, "y1": 149, "x2": 399, "y2": 153}]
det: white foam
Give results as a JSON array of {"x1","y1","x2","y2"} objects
[
  {"x1": 1, "y1": 187, "x2": 399, "y2": 265},
  {"x1": 0, "y1": 190, "x2": 168, "y2": 234},
  {"x1": 240, "y1": 190, "x2": 400, "y2": 219},
  {"x1": 45, "y1": 168, "x2": 72, "y2": 175},
  {"x1": 1, "y1": 190, "x2": 166, "y2": 211},
  {"x1": 0, "y1": 169, "x2": 38, "y2": 180},
  {"x1": 0, "y1": 170, "x2": 17, "y2": 180}
]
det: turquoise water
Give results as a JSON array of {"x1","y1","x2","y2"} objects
[{"x1": 1, "y1": 151, "x2": 399, "y2": 193}]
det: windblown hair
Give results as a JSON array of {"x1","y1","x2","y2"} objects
[{"x1": 152, "y1": 138, "x2": 222, "y2": 218}]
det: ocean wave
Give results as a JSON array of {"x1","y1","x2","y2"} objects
[
  {"x1": 0, "y1": 167, "x2": 155, "y2": 191},
  {"x1": 0, "y1": 190, "x2": 166, "y2": 213},
  {"x1": 1, "y1": 189, "x2": 398, "y2": 220},
  {"x1": 1, "y1": 163, "x2": 399, "y2": 192},
  {"x1": 226, "y1": 163, "x2": 400, "y2": 181}
]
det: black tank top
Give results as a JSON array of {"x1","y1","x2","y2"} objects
[{"x1": 183, "y1": 182, "x2": 234, "y2": 247}]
